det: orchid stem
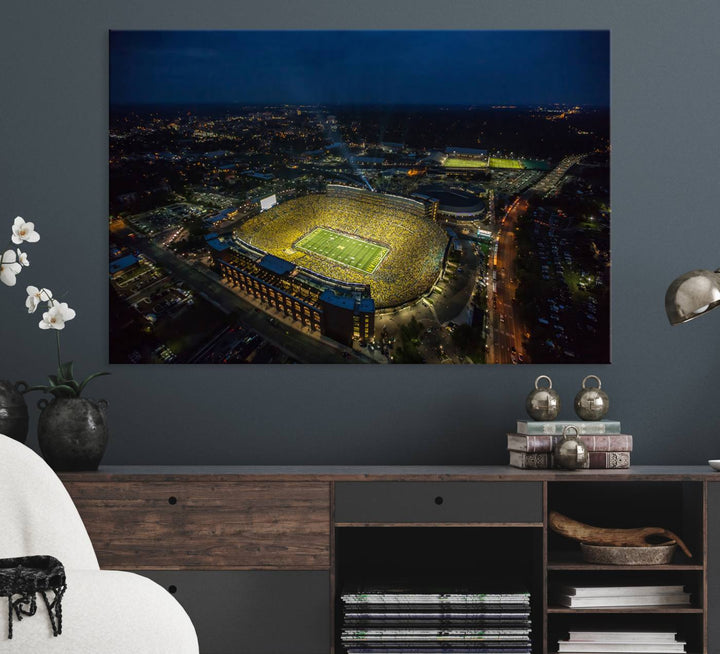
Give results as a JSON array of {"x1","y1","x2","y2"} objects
[{"x1": 56, "y1": 329, "x2": 62, "y2": 370}]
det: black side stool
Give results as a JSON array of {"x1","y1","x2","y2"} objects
[{"x1": 0, "y1": 555, "x2": 66, "y2": 639}]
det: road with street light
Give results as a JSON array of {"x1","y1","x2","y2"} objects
[{"x1": 486, "y1": 195, "x2": 530, "y2": 364}]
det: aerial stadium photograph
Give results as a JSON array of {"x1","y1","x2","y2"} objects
[{"x1": 109, "y1": 30, "x2": 610, "y2": 364}]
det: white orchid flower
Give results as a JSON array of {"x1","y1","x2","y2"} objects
[
  {"x1": 16, "y1": 249, "x2": 29, "y2": 266},
  {"x1": 0, "y1": 249, "x2": 22, "y2": 286},
  {"x1": 25, "y1": 286, "x2": 53, "y2": 313},
  {"x1": 39, "y1": 301, "x2": 76, "y2": 330},
  {"x1": 11, "y1": 217, "x2": 40, "y2": 245}
]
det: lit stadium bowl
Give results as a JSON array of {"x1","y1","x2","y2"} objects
[{"x1": 235, "y1": 187, "x2": 449, "y2": 309}]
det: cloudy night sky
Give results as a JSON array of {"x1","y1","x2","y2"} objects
[{"x1": 110, "y1": 30, "x2": 609, "y2": 107}]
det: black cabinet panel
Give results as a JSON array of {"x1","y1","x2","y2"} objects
[
  {"x1": 334, "y1": 481, "x2": 543, "y2": 523},
  {"x1": 708, "y1": 483, "x2": 720, "y2": 654},
  {"x1": 137, "y1": 570, "x2": 330, "y2": 654}
]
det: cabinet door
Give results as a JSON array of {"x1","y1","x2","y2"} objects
[
  {"x1": 138, "y1": 570, "x2": 330, "y2": 654},
  {"x1": 708, "y1": 483, "x2": 720, "y2": 653}
]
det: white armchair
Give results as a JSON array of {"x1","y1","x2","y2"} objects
[{"x1": 0, "y1": 434, "x2": 199, "y2": 653}]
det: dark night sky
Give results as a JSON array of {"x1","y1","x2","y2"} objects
[{"x1": 110, "y1": 31, "x2": 609, "y2": 107}]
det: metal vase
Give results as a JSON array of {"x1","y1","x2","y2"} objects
[
  {"x1": 37, "y1": 397, "x2": 109, "y2": 471},
  {"x1": 0, "y1": 381, "x2": 30, "y2": 443}
]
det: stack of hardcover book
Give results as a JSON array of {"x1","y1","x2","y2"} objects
[
  {"x1": 551, "y1": 583, "x2": 691, "y2": 609},
  {"x1": 340, "y1": 585, "x2": 532, "y2": 653},
  {"x1": 557, "y1": 631, "x2": 687, "y2": 653},
  {"x1": 507, "y1": 420, "x2": 632, "y2": 469}
]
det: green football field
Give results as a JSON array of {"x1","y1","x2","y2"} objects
[
  {"x1": 296, "y1": 227, "x2": 389, "y2": 274},
  {"x1": 489, "y1": 157, "x2": 525, "y2": 169}
]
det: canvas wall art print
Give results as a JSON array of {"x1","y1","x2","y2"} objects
[{"x1": 109, "y1": 30, "x2": 610, "y2": 364}]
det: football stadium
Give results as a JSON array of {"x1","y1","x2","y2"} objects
[{"x1": 233, "y1": 185, "x2": 450, "y2": 309}]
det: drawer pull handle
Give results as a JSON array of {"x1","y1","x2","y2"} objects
[
  {"x1": 168, "y1": 496, "x2": 178, "y2": 505},
  {"x1": 434, "y1": 496, "x2": 444, "y2": 505},
  {"x1": 168, "y1": 585, "x2": 177, "y2": 594}
]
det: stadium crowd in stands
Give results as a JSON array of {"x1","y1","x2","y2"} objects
[{"x1": 236, "y1": 187, "x2": 449, "y2": 308}]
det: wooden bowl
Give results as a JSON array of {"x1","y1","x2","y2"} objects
[{"x1": 580, "y1": 542, "x2": 677, "y2": 565}]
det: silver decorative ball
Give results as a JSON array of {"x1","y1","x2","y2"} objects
[
  {"x1": 525, "y1": 375, "x2": 561, "y2": 421},
  {"x1": 554, "y1": 426, "x2": 589, "y2": 470},
  {"x1": 574, "y1": 374, "x2": 609, "y2": 421}
]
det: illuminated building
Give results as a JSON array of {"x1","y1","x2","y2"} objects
[{"x1": 207, "y1": 235, "x2": 374, "y2": 346}]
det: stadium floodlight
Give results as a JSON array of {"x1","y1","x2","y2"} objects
[{"x1": 665, "y1": 268, "x2": 720, "y2": 325}]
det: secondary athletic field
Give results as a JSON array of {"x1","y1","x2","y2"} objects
[
  {"x1": 443, "y1": 157, "x2": 489, "y2": 169},
  {"x1": 295, "y1": 227, "x2": 389, "y2": 274}
]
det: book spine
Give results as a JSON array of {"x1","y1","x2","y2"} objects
[
  {"x1": 509, "y1": 451, "x2": 550, "y2": 469},
  {"x1": 583, "y1": 451, "x2": 631, "y2": 469},
  {"x1": 549, "y1": 452, "x2": 630, "y2": 469},
  {"x1": 580, "y1": 435, "x2": 633, "y2": 453},
  {"x1": 508, "y1": 434, "x2": 633, "y2": 453},
  {"x1": 510, "y1": 451, "x2": 630, "y2": 469},
  {"x1": 517, "y1": 421, "x2": 621, "y2": 435},
  {"x1": 507, "y1": 434, "x2": 554, "y2": 453}
]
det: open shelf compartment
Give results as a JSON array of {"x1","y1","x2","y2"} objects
[
  {"x1": 545, "y1": 480, "x2": 706, "y2": 654},
  {"x1": 547, "y1": 612, "x2": 703, "y2": 654},
  {"x1": 334, "y1": 526, "x2": 543, "y2": 654},
  {"x1": 547, "y1": 481, "x2": 704, "y2": 565}
]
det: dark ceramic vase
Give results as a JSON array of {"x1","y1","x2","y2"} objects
[
  {"x1": 37, "y1": 397, "x2": 109, "y2": 471},
  {"x1": 0, "y1": 380, "x2": 29, "y2": 443}
]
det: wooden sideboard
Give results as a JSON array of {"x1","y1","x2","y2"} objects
[{"x1": 60, "y1": 466, "x2": 720, "y2": 654}]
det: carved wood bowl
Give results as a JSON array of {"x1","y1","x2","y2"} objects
[{"x1": 580, "y1": 542, "x2": 677, "y2": 565}]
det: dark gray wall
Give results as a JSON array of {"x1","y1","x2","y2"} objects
[{"x1": 1, "y1": 0, "x2": 719, "y2": 465}]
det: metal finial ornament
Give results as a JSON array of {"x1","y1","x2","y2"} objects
[
  {"x1": 525, "y1": 375, "x2": 561, "y2": 421},
  {"x1": 554, "y1": 425, "x2": 589, "y2": 470},
  {"x1": 574, "y1": 375, "x2": 609, "y2": 421}
]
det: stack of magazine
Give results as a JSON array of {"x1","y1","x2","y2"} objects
[
  {"x1": 557, "y1": 631, "x2": 686, "y2": 653},
  {"x1": 551, "y1": 583, "x2": 691, "y2": 609},
  {"x1": 340, "y1": 585, "x2": 532, "y2": 654}
]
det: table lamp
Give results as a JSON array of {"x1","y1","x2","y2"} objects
[{"x1": 665, "y1": 269, "x2": 720, "y2": 325}]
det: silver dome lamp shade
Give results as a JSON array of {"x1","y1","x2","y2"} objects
[{"x1": 665, "y1": 269, "x2": 720, "y2": 325}]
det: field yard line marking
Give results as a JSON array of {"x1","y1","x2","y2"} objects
[{"x1": 296, "y1": 227, "x2": 389, "y2": 274}]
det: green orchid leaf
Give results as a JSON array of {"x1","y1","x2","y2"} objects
[
  {"x1": 25, "y1": 384, "x2": 51, "y2": 394},
  {"x1": 49, "y1": 384, "x2": 78, "y2": 399},
  {"x1": 58, "y1": 361, "x2": 74, "y2": 383},
  {"x1": 49, "y1": 374, "x2": 79, "y2": 393},
  {"x1": 78, "y1": 371, "x2": 111, "y2": 396}
]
